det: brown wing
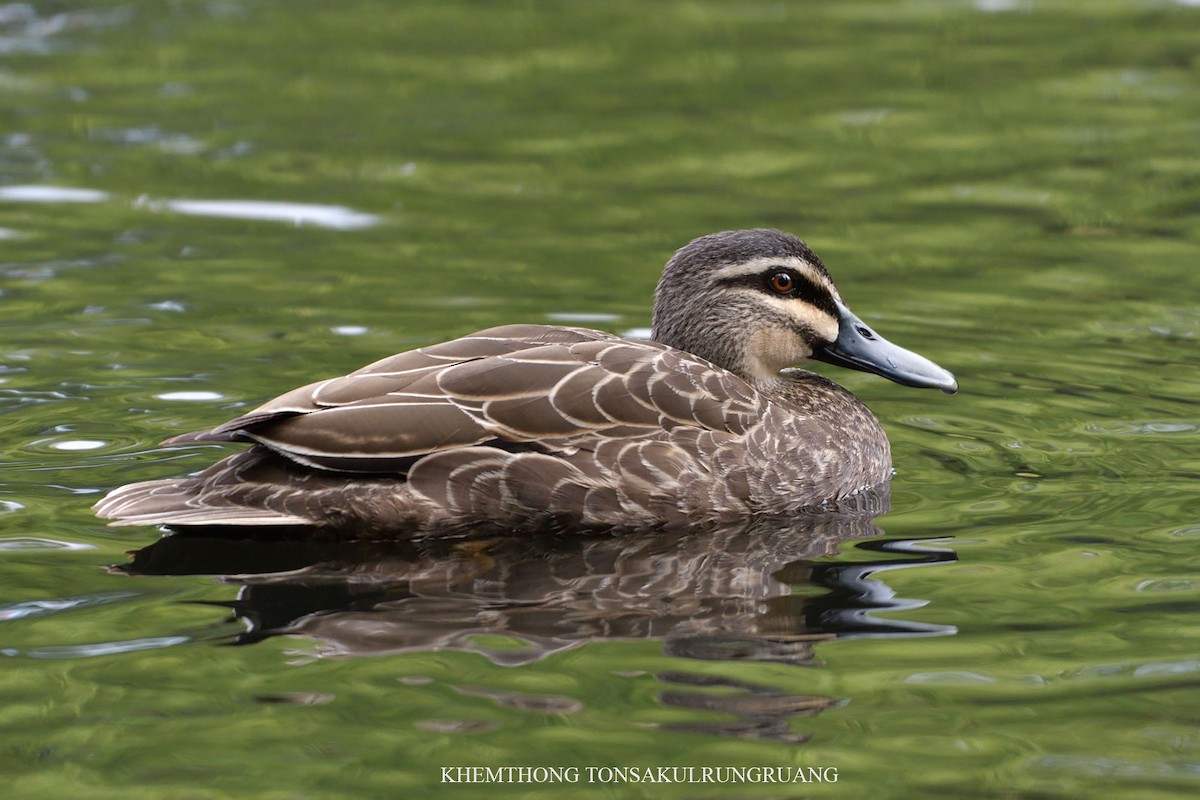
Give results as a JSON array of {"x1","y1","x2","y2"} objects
[{"x1": 163, "y1": 324, "x2": 764, "y2": 473}]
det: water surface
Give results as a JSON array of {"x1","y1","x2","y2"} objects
[{"x1": 2, "y1": 1, "x2": 1199, "y2": 797}]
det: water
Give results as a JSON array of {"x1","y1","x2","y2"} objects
[{"x1": 2, "y1": 0, "x2": 1199, "y2": 797}]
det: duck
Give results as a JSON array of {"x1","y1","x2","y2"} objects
[{"x1": 93, "y1": 228, "x2": 956, "y2": 537}]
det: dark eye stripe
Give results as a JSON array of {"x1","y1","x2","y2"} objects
[{"x1": 717, "y1": 269, "x2": 838, "y2": 317}]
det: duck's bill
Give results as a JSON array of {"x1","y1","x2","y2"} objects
[{"x1": 811, "y1": 301, "x2": 958, "y2": 394}]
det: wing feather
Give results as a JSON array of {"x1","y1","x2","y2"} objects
[{"x1": 159, "y1": 325, "x2": 762, "y2": 475}]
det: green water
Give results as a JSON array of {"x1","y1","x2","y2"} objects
[{"x1": 2, "y1": 0, "x2": 1199, "y2": 797}]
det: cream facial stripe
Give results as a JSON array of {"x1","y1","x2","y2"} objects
[
  {"x1": 731, "y1": 291, "x2": 840, "y2": 340},
  {"x1": 708, "y1": 255, "x2": 837, "y2": 296}
]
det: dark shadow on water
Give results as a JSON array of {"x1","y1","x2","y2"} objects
[{"x1": 112, "y1": 490, "x2": 957, "y2": 742}]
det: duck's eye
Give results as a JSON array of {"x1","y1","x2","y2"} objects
[{"x1": 768, "y1": 272, "x2": 794, "y2": 295}]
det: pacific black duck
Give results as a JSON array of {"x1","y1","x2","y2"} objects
[{"x1": 94, "y1": 229, "x2": 956, "y2": 535}]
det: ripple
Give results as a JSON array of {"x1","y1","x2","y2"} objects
[
  {"x1": 453, "y1": 685, "x2": 583, "y2": 714},
  {"x1": 0, "y1": 500, "x2": 24, "y2": 514},
  {"x1": 1133, "y1": 659, "x2": 1200, "y2": 678},
  {"x1": 24, "y1": 636, "x2": 190, "y2": 659},
  {"x1": 48, "y1": 438, "x2": 107, "y2": 451},
  {"x1": 414, "y1": 719, "x2": 498, "y2": 734},
  {"x1": 399, "y1": 676, "x2": 433, "y2": 686},
  {"x1": 904, "y1": 671, "x2": 997, "y2": 685},
  {"x1": 154, "y1": 390, "x2": 224, "y2": 402},
  {"x1": 1135, "y1": 579, "x2": 1196, "y2": 594},
  {"x1": 17, "y1": 434, "x2": 145, "y2": 463},
  {"x1": 0, "y1": 185, "x2": 380, "y2": 230},
  {"x1": 0, "y1": 537, "x2": 96, "y2": 552},
  {"x1": 1087, "y1": 420, "x2": 1198, "y2": 436},
  {"x1": 1091, "y1": 312, "x2": 1200, "y2": 340},
  {"x1": 162, "y1": 198, "x2": 380, "y2": 230},
  {"x1": 0, "y1": 184, "x2": 108, "y2": 203},
  {"x1": 90, "y1": 126, "x2": 206, "y2": 155},
  {"x1": 0, "y1": 6, "x2": 133, "y2": 55},
  {"x1": 839, "y1": 108, "x2": 890, "y2": 126},
  {"x1": 1031, "y1": 754, "x2": 1200, "y2": 778},
  {"x1": 255, "y1": 693, "x2": 335, "y2": 705},
  {"x1": 144, "y1": 300, "x2": 187, "y2": 312},
  {"x1": 974, "y1": 0, "x2": 1026, "y2": 12},
  {"x1": 331, "y1": 325, "x2": 368, "y2": 336},
  {"x1": 0, "y1": 591, "x2": 135, "y2": 621}
]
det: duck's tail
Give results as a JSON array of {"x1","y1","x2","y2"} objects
[{"x1": 93, "y1": 447, "x2": 325, "y2": 527}]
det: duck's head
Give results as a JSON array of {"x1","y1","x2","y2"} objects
[{"x1": 651, "y1": 228, "x2": 958, "y2": 394}]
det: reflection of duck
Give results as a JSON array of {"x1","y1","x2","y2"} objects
[
  {"x1": 115, "y1": 498, "x2": 955, "y2": 667},
  {"x1": 117, "y1": 509, "x2": 957, "y2": 743},
  {"x1": 95, "y1": 229, "x2": 955, "y2": 535}
]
